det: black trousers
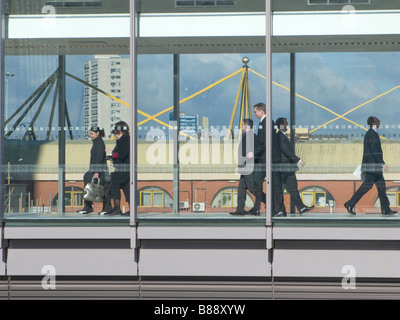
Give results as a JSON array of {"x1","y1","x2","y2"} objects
[
  {"x1": 277, "y1": 171, "x2": 305, "y2": 213},
  {"x1": 237, "y1": 173, "x2": 257, "y2": 211},
  {"x1": 347, "y1": 172, "x2": 390, "y2": 211},
  {"x1": 110, "y1": 171, "x2": 130, "y2": 202},
  {"x1": 272, "y1": 170, "x2": 283, "y2": 214},
  {"x1": 253, "y1": 163, "x2": 266, "y2": 210}
]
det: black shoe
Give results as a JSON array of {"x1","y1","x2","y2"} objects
[
  {"x1": 300, "y1": 205, "x2": 314, "y2": 214},
  {"x1": 229, "y1": 210, "x2": 245, "y2": 216},
  {"x1": 273, "y1": 211, "x2": 287, "y2": 217},
  {"x1": 344, "y1": 202, "x2": 356, "y2": 215},
  {"x1": 247, "y1": 209, "x2": 260, "y2": 216},
  {"x1": 121, "y1": 211, "x2": 130, "y2": 216},
  {"x1": 104, "y1": 209, "x2": 122, "y2": 216},
  {"x1": 382, "y1": 209, "x2": 397, "y2": 215},
  {"x1": 77, "y1": 207, "x2": 93, "y2": 214},
  {"x1": 99, "y1": 207, "x2": 113, "y2": 215}
]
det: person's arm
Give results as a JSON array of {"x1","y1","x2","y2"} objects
[{"x1": 279, "y1": 132, "x2": 300, "y2": 163}]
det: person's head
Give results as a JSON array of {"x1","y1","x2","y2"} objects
[
  {"x1": 241, "y1": 118, "x2": 253, "y2": 132},
  {"x1": 253, "y1": 102, "x2": 266, "y2": 119},
  {"x1": 89, "y1": 126, "x2": 105, "y2": 140},
  {"x1": 367, "y1": 116, "x2": 380, "y2": 129},
  {"x1": 275, "y1": 117, "x2": 288, "y2": 132},
  {"x1": 112, "y1": 121, "x2": 129, "y2": 138}
]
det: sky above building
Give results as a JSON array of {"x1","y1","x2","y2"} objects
[{"x1": 4, "y1": 51, "x2": 400, "y2": 140}]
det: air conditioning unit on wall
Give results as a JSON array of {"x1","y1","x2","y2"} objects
[
  {"x1": 179, "y1": 201, "x2": 189, "y2": 209},
  {"x1": 192, "y1": 202, "x2": 205, "y2": 212}
]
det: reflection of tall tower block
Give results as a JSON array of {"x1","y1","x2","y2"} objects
[{"x1": 201, "y1": 116, "x2": 209, "y2": 130}]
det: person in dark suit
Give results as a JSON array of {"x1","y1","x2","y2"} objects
[
  {"x1": 344, "y1": 116, "x2": 396, "y2": 215},
  {"x1": 230, "y1": 119, "x2": 257, "y2": 216},
  {"x1": 274, "y1": 117, "x2": 314, "y2": 216},
  {"x1": 78, "y1": 126, "x2": 112, "y2": 214},
  {"x1": 249, "y1": 103, "x2": 268, "y2": 216},
  {"x1": 105, "y1": 121, "x2": 130, "y2": 216}
]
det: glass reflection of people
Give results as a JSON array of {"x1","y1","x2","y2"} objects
[
  {"x1": 344, "y1": 116, "x2": 397, "y2": 215},
  {"x1": 251, "y1": 102, "x2": 270, "y2": 216},
  {"x1": 230, "y1": 118, "x2": 257, "y2": 216},
  {"x1": 274, "y1": 117, "x2": 314, "y2": 216},
  {"x1": 106, "y1": 121, "x2": 130, "y2": 216},
  {"x1": 78, "y1": 126, "x2": 112, "y2": 214}
]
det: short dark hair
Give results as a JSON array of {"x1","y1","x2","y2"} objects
[
  {"x1": 367, "y1": 116, "x2": 378, "y2": 127},
  {"x1": 112, "y1": 121, "x2": 130, "y2": 135},
  {"x1": 89, "y1": 126, "x2": 105, "y2": 137},
  {"x1": 253, "y1": 102, "x2": 266, "y2": 113},
  {"x1": 275, "y1": 117, "x2": 287, "y2": 127},
  {"x1": 242, "y1": 118, "x2": 253, "y2": 128}
]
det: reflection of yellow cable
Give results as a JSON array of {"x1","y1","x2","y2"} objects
[
  {"x1": 137, "y1": 68, "x2": 244, "y2": 126},
  {"x1": 249, "y1": 68, "x2": 392, "y2": 140},
  {"x1": 312, "y1": 85, "x2": 400, "y2": 134},
  {"x1": 226, "y1": 68, "x2": 246, "y2": 139},
  {"x1": 66, "y1": 72, "x2": 195, "y2": 140}
]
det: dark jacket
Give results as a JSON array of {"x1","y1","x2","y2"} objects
[
  {"x1": 276, "y1": 130, "x2": 300, "y2": 172},
  {"x1": 89, "y1": 136, "x2": 107, "y2": 174},
  {"x1": 254, "y1": 117, "x2": 266, "y2": 164},
  {"x1": 254, "y1": 117, "x2": 279, "y2": 165},
  {"x1": 361, "y1": 128, "x2": 385, "y2": 173},
  {"x1": 237, "y1": 130, "x2": 255, "y2": 174},
  {"x1": 112, "y1": 134, "x2": 130, "y2": 172}
]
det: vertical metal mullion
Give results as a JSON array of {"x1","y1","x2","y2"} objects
[
  {"x1": 265, "y1": 0, "x2": 272, "y2": 227},
  {"x1": 290, "y1": 53, "x2": 296, "y2": 214},
  {"x1": 57, "y1": 55, "x2": 66, "y2": 215},
  {"x1": 0, "y1": 0, "x2": 4, "y2": 222},
  {"x1": 173, "y1": 54, "x2": 180, "y2": 215},
  {"x1": 130, "y1": 0, "x2": 137, "y2": 228}
]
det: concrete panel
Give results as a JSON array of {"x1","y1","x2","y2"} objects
[
  {"x1": 273, "y1": 249, "x2": 400, "y2": 278},
  {"x1": 139, "y1": 249, "x2": 270, "y2": 277},
  {"x1": 4, "y1": 226, "x2": 133, "y2": 240},
  {"x1": 138, "y1": 226, "x2": 267, "y2": 240},
  {"x1": 274, "y1": 227, "x2": 400, "y2": 241},
  {"x1": 7, "y1": 248, "x2": 137, "y2": 276}
]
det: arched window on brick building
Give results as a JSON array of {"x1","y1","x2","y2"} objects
[
  {"x1": 374, "y1": 186, "x2": 400, "y2": 209},
  {"x1": 211, "y1": 187, "x2": 254, "y2": 209},
  {"x1": 138, "y1": 186, "x2": 173, "y2": 208},
  {"x1": 300, "y1": 186, "x2": 336, "y2": 208}
]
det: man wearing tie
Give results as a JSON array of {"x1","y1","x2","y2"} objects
[
  {"x1": 344, "y1": 116, "x2": 397, "y2": 215},
  {"x1": 274, "y1": 117, "x2": 314, "y2": 216},
  {"x1": 230, "y1": 118, "x2": 257, "y2": 216},
  {"x1": 249, "y1": 103, "x2": 268, "y2": 216}
]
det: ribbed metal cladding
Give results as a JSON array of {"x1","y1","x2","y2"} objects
[
  {"x1": 0, "y1": 278, "x2": 399, "y2": 299},
  {"x1": 139, "y1": 280, "x2": 273, "y2": 300},
  {"x1": 6, "y1": 278, "x2": 140, "y2": 300},
  {"x1": 273, "y1": 280, "x2": 400, "y2": 300}
]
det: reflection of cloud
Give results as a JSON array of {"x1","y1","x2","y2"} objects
[{"x1": 272, "y1": 52, "x2": 400, "y2": 130}]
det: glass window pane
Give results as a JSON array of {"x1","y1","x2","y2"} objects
[
  {"x1": 387, "y1": 193, "x2": 396, "y2": 208},
  {"x1": 153, "y1": 192, "x2": 164, "y2": 207},
  {"x1": 141, "y1": 192, "x2": 152, "y2": 207},
  {"x1": 315, "y1": 192, "x2": 326, "y2": 207},
  {"x1": 302, "y1": 192, "x2": 314, "y2": 207},
  {"x1": 3, "y1": 0, "x2": 130, "y2": 220}
]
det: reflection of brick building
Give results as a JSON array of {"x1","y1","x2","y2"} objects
[{"x1": 3, "y1": 139, "x2": 400, "y2": 214}]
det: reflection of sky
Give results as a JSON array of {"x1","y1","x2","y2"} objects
[{"x1": 4, "y1": 52, "x2": 400, "y2": 140}]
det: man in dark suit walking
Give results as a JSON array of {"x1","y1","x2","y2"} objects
[
  {"x1": 274, "y1": 117, "x2": 314, "y2": 216},
  {"x1": 230, "y1": 118, "x2": 257, "y2": 215},
  {"x1": 249, "y1": 103, "x2": 268, "y2": 216},
  {"x1": 344, "y1": 116, "x2": 397, "y2": 215}
]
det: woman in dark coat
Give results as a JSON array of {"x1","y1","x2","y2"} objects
[
  {"x1": 78, "y1": 127, "x2": 112, "y2": 214},
  {"x1": 105, "y1": 121, "x2": 130, "y2": 216}
]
